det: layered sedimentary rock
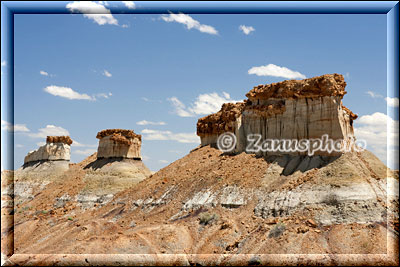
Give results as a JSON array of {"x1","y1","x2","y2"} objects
[
  {"x1": 197, "y1": 74, "x2": 358, "y2": 156},
  {"x1": 96, "y1": 129, "x2": 142, "y2": 159},
  {"x1": 23, "y1": 136, "x2": 72, "y2": 164}
]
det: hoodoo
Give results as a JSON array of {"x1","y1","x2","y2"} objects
[
  {"x1": 24, "y1": 136, "x2": 72, "y2": 164},
  {"x1": 96, "y1": 129, "x2": 142, "y2": 159},
  {"x1": 197, "y1": 74, "x2": 358, "y2": 156}
]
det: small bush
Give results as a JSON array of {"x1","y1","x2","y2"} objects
[
  {"x1": 67, "y1": 217, "x2": 73, "y2": 221},
  {"x1": 323, "y1": 194, "x2": 339, "y2": 206},
  {"x1": 268, "y1": 223, "x2": 286, "y2": 238},
  {"x1": 199, "y1": 212, "x2": 219, "y2": 225}
]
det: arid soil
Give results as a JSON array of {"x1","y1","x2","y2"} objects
[{"x1": 1, "y1": 146, "x2": 399, "y2": 265}]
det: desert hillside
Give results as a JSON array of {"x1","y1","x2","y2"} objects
[{"x1": 2, "y1": 145, "x2": 398, "y2": 265}]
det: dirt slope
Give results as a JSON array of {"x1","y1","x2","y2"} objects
[{"x1": 2, "y1": 147, "x2": 399, "y2": 265}]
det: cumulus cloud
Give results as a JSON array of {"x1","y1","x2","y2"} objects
[
  {"x1": 168, "y1": 92, "x2": 239, "y2": 117},
  {"x1": 44, "y1": 85, "x2": 93, "y2": 100},
  {"x1": 385, "y1": 97, "x2": 399, "y2": 108},
  {"x1": 354, "y1": 112, "x2": 399, "y2": 168},
  {"x1": 16, "y1": 144, "x2": 24, "y2": 148},
  {"x1": 141, "y1": 129, "x2": 199, "y2": 143},
  {"x1": 66, "y1": 1, "x2": 118, "y2": 26},
  {"x1": 1, "y1": 120, "x2": 30, "y2": 133},
  {"x1": 366, "y1": 90, "x2": 383, "y2": 98},
  {"x1": 122, "y1": 1, "x2": 135, "y2": 9},
  {"x1": 103, "y1": 70, "x2": 112, "y2": 77},
  {"x1": 161, "y1": 13, "x2": 218, "y2": 35},
  {"x1": 158, "y1": 159, "x2": 169, "y2": 164},
  {"x1": 248, "y1": 64, "x2": 306, "y2": 79},
  {"x1": 28, "y1": 125, "x2": 69, "y2": 139},
  {"x1": 40, "y1": 70, "x2": 49, "y2": 76},
  {"x1": 239, "y1": 25, "x2": 255, "y2": 35},
  {"x1": 137, "y1": 120, "x2": 166, "y2": 126}
]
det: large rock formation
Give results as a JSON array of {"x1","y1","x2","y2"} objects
[
  {"x1": 96, "y1": 129, "x2": 142, "y2": 159},
  {"x1": 23, "y1": 136, "x2": 72, "y2": 164},
  {"x1": 197, "y1": 74, "x2": 358, "y2": 156}
]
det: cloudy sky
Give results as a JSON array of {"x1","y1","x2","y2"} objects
[{"x1": 1, "y1": 1, "x2": 398, "y2": 171}]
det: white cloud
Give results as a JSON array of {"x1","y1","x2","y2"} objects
[
  {"x1": 141, "y1": 129, "x2": 199, "y2": 143},
  {"x1": 103, "y1": 70, "x2": 112, "y2": 77},
  {"x1": 36, "y1": 141, "x2": 46, "y2": 147},
  {"x1": 1, "y1": 120, "x2": 30, "y2": 132},
  {"x1": 161, "y1": 13, "x2": 218, "y2": 35},
  {"x1": 40, "y1": 70, "x2": 49, "y2": 76},
  {"x1": 44, "y1": 85, "x2": 94, "y2": 101},
  {"x1": 74, "y1": 148, "x2": 97, "y2": 155},
  {"x1": 141, "y1": 155, "x2": 150, "y2": 161},
  {"x1": 121, "y1": 24, "x2": 129, "y2": 28},
  {"x1": 248, "y1": 64, "x2": 306, "y2": 79},
  {"x1": 239, "y1": 25, "x2": 255, "y2": 35},
  {"x1": 354, "y1": 112, "x2": 399, "y2": 169},
  {"x1": 95, "y1": 92, "x2": 112, "y2": 99},
  {"x1": 158, "y1": 159, "x2": 169, "y2": 164},
  {"x1": 28, "y1": 125, "x2": 69, "y2": 139},
  {"x1": 122, "y1": 1, "x2": 135, "y2": 9},
  {"x1": 72, "y1": 140, "x2": 97, "y2": 147},
  {"x1": 16, "y1": 144, "x2": 24, "y2": 148},
  {"x1": 385, "y1": 97, "x2": 399, "y2": 108},
  {"x1": 168, "y1": 92, "x2": 239, "y2": 117},
  {"x1": 137, "y1": 120, "x2": 166, "y2": 126},
  {"x1": 66, "y1": 1, "x2": 118, "y2": 26},
  {"x1": 366, "y1": 90, "x2": 383, "y2": 98}
]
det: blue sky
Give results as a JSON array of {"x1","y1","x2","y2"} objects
[{"x1": 1, "y1": 1, "x2": 398, "y2": 171}]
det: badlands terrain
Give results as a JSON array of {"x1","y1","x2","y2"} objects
[{"x1": 1, "y1": 74, "x2": 399, "y2": 266}]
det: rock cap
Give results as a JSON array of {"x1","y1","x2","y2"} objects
[
  {"x1": 246, "y1": 73, "x2": 347, "y2": 100},
  {"x1": 46, "y1": 136, "x2": 73, "y2": 145},
  {"x1": 96, "y1": 129, "x2": 141, "y2": 142}
]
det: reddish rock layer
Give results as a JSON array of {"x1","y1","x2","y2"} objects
[
  {"x1": 245, "y1": 73, "x2": 347, "y2": 100},
  {"x1": 96, "y1": 129, "x2": 141, "y2": 141},
  {"x1": 46, "y1": 136, "x2": 73, "y2": 145},
  {"x1": 342, "y1": 104, "x2": 358, "y2": 120},
  {"x1": 197, "y1": 102, "x2": 245, "y2": 136}
]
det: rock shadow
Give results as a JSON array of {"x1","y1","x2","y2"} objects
[
  {"x1": 83, "y1": 157, "x2": 141, "y2": 170},
  {"x1": 261, "y1": 154, "x2": 341, "y2": 176}
]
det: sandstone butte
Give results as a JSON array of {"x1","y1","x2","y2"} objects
[
  {"x1": 197, "y1": 73, "x2": 358, "y2": 156},
  {"x1": 96, "y1": 129, "x2": 142, "y2": 159},
  {"x1": 23, "y1": 135, "x2": 73, "y2": 164}
]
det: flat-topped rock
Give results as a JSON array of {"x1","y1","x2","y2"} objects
[
  {"x1": 197, "y1": 74, "x2": 358, "y2": 156},
  {"x1": 24, "y1": 136, "x2": 72, "y2": 164},
  {"x1": 96, "y1": 129, "x2": 142, "y2": 159}
]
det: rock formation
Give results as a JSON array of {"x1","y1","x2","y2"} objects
[
  {"x1": 96, "y1": 129, "x2": 142, "y2": 159},
  {"x1": 197, "y1": 74, "x2": 358, "y2": 156},
  {"x1": 23, "y1": 136, "x2": 72, "y2": 164}
]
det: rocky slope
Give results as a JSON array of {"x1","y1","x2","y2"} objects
[{"x1": 2, "y1": 146, "x2": 398, "y2": 265}]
